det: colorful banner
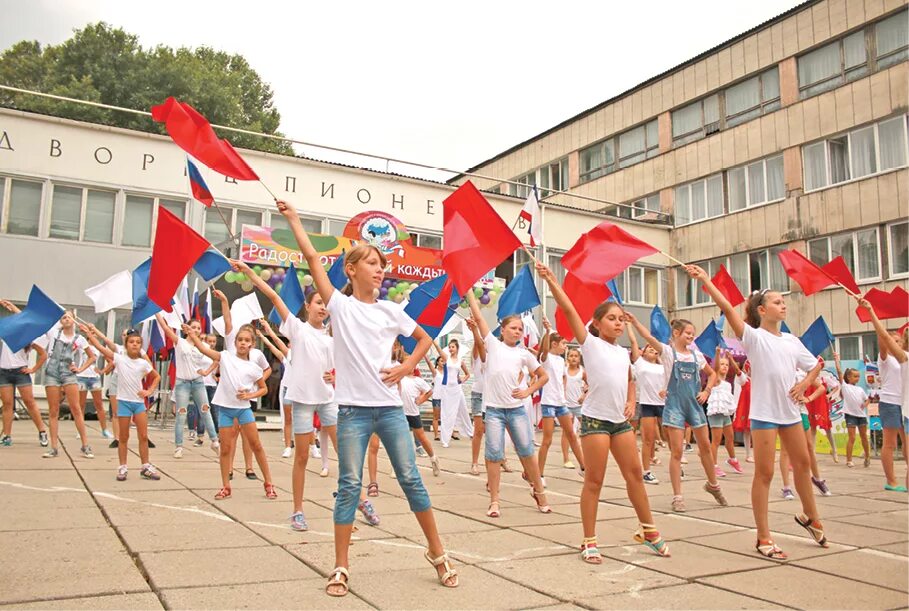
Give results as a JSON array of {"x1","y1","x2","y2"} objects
[{"x1": 240, "y1": 211, "x2": 444, "y2": 282}]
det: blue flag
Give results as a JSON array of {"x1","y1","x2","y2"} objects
[
  {"x1": 269, "y1": 263, "x2": 305, "y2": 325},
  {"x1": 131, "y1": 258, "x2": 163, "y2": 326},
  {"x1": 0, "y1": 285, "x2": 64, "y2": 352},
  {"x1": 149, "y1": 320, "x2": 166, "y2": 353},
  {"x1": 716, "y1": 313, "x2": 726, "y2": 332},
  {"x1": 650, "y1": 305, "x2": 671, "y2": 344},
  {"x1": 781, "y1": 321, "x2": 792, "y2": 334},
  {"x1": 193, "y1": 248, "x2": 231, "y2": 281},
  {"x1": 497, "y1": 265, "x2": 540, "y2": 319},
  {"x1": 398, "y1": 273, "x2": 461, "y2": 354},
  {"x1": 327, "y1": 252, "x2": 347, "y2": 290},
  {"x1": 694, "y1": 319, "x2": 727, "y2": 358},
  {"x1": 606, "y1": 277, "x2": 623, "y2": 305},
  {"x1": 800, "y1": 316, "x2": 834, "y2": 357}
]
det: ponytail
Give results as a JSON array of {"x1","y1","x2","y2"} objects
[{"x1": 745, "y1": 290, "x2": 769, "y2": 328}]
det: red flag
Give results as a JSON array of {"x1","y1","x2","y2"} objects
[
  {"x1": 442, "y1": 181, "x2": 522, "y2": 295},
  {"x1": 701, "y1": 264, "x2": 745, "y2": 307},
  {"x1": 561, "y1": 221, "x2": 658, "y2": 284},
  {"x1": 555, "y1": 272, "x2": 611, "y2": 342},
  {"x1": 147, "y1": 208, "x2": 211, "y2": 311},
  {"x1": 777, "y1": 250, "x2": 836, "y2": 296},
  {"x1": 151, "y1": 97, "x2": 259, "y2": 181},
  {"x1": 416, "y1": 278, "x2": 455, "y2": 328},
  {"x1": 821, "y1": 256, "x2": 860, "y2": 295},
  {"x1": 855, "y1": 286, "x2": 909, "y2": 322}
]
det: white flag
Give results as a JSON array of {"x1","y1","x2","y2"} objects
[
  {"x1": 84, "y1": 270, "x2": 133, "y2": 313},
  {"x1": 212, "y1": 293, "x2": 264, "y2": 337},
  {"x1": 519, "y1": 187, "x2": 541, "y2": 247},
  {"x1": 173, "y1": 276, "x2": 191, "y2": 322}
]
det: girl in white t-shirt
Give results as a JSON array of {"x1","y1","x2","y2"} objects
[
  {"x1": 628, "y1": 324, "x2": 667, "y2": 485},
  {"x1": 694, "y1": 265, "x2": 827, "y2": 560},
  {"x1": 82, "y1": 325, "x2": 160, "y2": 481},
  {"x1": 255, "y1": 321, "x2": 293, "y2": 459},
  {"x1": 833, "y1": 352, "x2": 871, "y2": 468},
  {"x1": 705, "y1": 349, "x2": 746, "y2": 477},
  {"x1": 276, "y1": 199, "x2": 456, "y2": 596},
  {"x1": 466, "y1": 317, "x2": 487, "y2": 476},
  {"x1": 0, "y1": 300, "x2": 48, "y2": 448},
  {"x1": 537, "y1": 318, "x2": 585, "y2": 480},
  {"x1": 186, "y1": 321, "x2": 275, "y2": 501},
  {"x1": 561, "y1": 347, "x2": 587, "y2": 467},
  {"x1": 539, "y1": 262, "x2": 669, "y2": 561},
  {"x1": 396, "y1": 351, "x2": 439, "y2": 476}
]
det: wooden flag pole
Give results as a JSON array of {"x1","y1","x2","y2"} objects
[
  {"x1": 211, "y1": 200, "x2": 236, "y2": 242},
  {"x1": 659, "y1": 250, "x2": 687, "y2": 267},
  {"x1": 259, "y1": 180, "x2": 280, "y2": 201}
]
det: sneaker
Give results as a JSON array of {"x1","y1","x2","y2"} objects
[
  {"x1": 109, "y1": 439, "x2": 119, "y2": 449},
  {"x1": 726, "y1": 458, "x2": 744, "y2": 474},
  {"x1": 714, "y1": 465, "x2": 727, "y2": 478},
  {"x1": 358, "y1": 499, "x2": 380, "y2": 526},
  {"x1": 188, "y1": 430, "x2": 196, "y2": 440},
  {"x1": 281, "y1": 446, "x2": 293, "y2": 458},
  {"x1": 811, "y1": 476, "x2": 831, "y2": 496},
  {"x1": 563, "y1": 460, "x2": 575, "y2": 469},
  {"x1": 704, "y1": 482, "x2": 728, "y2": 506},
  {"x1": 173, "y1": 447, "x2": 183, "y2": 459},
  {"x1": 148, "y1": 440, "x2": 156, "y2": 449},
  {"x1": 39, "y1": 431, "x2": 49, "y2": 447},
  {"x1": 193, "y1": 437, "x2": 204, "y2": 447},
  {"x1": 671, "y1": 496, "x2": 686, "y2": 512},
  {"x1": 101, "y1": 429, "x2": 113, "y2": 440},
  {"x1": 781, "y1": 487, "x2": 795, "y2": 500},
  {"x1": 415, "y1": 446, "x2": 427, "y2": 457},
  {"x1": 81, "y1": 445, "x2": 94, "y2": 459},
  {"x1": 0, "y1": 435, "x2": 11, "y2": 446},
  {"x1": 140, "y1": 465, "x2": 161, "y2": 480},
  {"x1": 43, "y1": 448, "x2": 59, "y2": 458},
  {"x1": 430, "y1": 455, "x2": 441, "y2": 477},
  {"x1": 116, "y1": 465, "x2": 128, "y2": 481},
  {"x1": 680, "y1": 455, "x2": 689, "y2": 464},
  {"x1": 310, "y1": 445, "x2": 322, "y2": 459},
  {"x1": 290, "y1": 511, "x2": 308, "y2": 531},
  {"x1": 211, "y1": 440, "x2": 220, "y2": 451},
  {"x1": 684, "y1": 443, "x2": 693, "y2": 453},
  {"x1": 320, "y1": 467, "x2": 329, "y2": 477},
  {"x1": 643, "y1": 471, "x2": 659, "y2": 485}
]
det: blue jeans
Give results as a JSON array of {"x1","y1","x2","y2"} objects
[
  {"x1": 173, "y1": 378, "x2": 218, "y2": 446},
  {"x1": 205, "y1": 386, "x2": 218, "y2": 432},
  {"x1": 333, "y1": 406, "x2": 432, "y2": 525},
  {"x1": 484, "y1": 406, "x2": 536, "y2": 462}
]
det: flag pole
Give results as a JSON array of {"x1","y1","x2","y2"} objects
[
  {"x1": 259, "y1": 180, "x2": 279, "y2": 201},
  {"x1": 659, "y1": 250, "x2": 687, "y2": 267},
  {"x1": 211, "y1": 200, "x2": 236, "y2": 242}
]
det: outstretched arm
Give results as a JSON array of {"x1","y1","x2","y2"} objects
[
  {"x1": 627, "y1": 322, "x2": 642, "y2": 362},
  {"x1": 259, "y1": 319, "x2": 289, "y2": 355},
  {"x1": 466, "y1": 317, "x2": 486, "y2": 362},
  {"x1": 465, "y1": 291, "x2": 490, "y2": 338},
  {"x1": 687, "y1": 264, "x2": 746, "y2": 339},
  {"x1": 79, "y1": 325, "x2": 115, "y2": 362},
  {"x1": 859, "y1": 297, "x2": 907, "y2": 364},
  {"x1": 0, "y1": 299, "x2": 20, "y2": 314},
  {"x1": 538, "y1": 318, "x2": 552, "y2": 362},
  {"x1": 212, "y1": 289, "x2": 232, "y2": 337},
  {"x1": 256, "y1": 330, "x2": 284, "y2": 362},
  {"x1": 183, "y1": 324, "x2": 220, "y2": 362},
  {"x1": 833, "y1": 351, "x2": 844, "y2": 384},
  {"x1": 275, "y1": 199, "x2": 335, "y2": 306},
  {"x1": 154, "y1": 313, "x2": 180, "y2": 344},
  {"x1": 536, "y1": 262, "x2": 587, "y2": 344},
  {"x1": 624, "y1": 311, "x2": 664, "y2": 355},
  {"x1": 235, "y1": 259, "x2": 293, "y2": 324}
]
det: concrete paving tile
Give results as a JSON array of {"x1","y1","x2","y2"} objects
[
  {"x1": 139, "y1": 546, "x2": 319, "y2": 589},
  {"x1": 549, "y1": 500, "x2": 638, "y2": 520},
  {"x1": 802, "y1": 493, "x2": 908, "y2": 512},
  {"x1": 793, "y1": 548, "x2": 909, "y2": 592},
  {"x1": 699, "y1": 565, "x2": 909, "y2": 609},
  {"x1": 372, "y1": 510, "x2": 499, "y2": 538},
  {"x1": 855, "y1": 489, "x2": 909, "y2": 503},
  {"x1": 679, "y1": 505, "x2": 761, "y2": 528},
  {"x1": 513, "y1": 521, "x2": 638, "y2": 549},
  {"x1": 429, "y1": 492, "x2": 521, "y2": 513},
  {"x1": 0, "y1": 593, "x2": 164, "y2": 610},
  {"x1": 0, "y1": 468, "x2": 90, "y2": 487},
  {"x1": 600, "y1": 540, "x2": 770, "y2": 578},
  {"x1": 286, "y1": 537, "x2": 440, "y2": 574},
  {"x1": 94, "y1": 489, "x2": 231, "y2": 527},
  {"x1": 78, "y1": 467, "x2": 185, "y2": 491},
  {"x1": 524, "y1": 604, "x2": 586, "y2": 611},
  {"x1": 0, "y1": 528, "x2": 148, "y2": 604},
  {"x1": 0, "y1": 504, "x2": 109, "y2": 531},
  {"x1": 586, "y1": 582, "x2": 781, "y2": 609},
  {"x1": 441, "y1": 528, "x2": 574, "y2": 565},
  {"x1": 878, "y1": 541, "x2": 909, "y2": 556},
  {"x1": 689, "y1": 530, "x2": 854, "y2": 561},
  {"x1": 478, "y1": 553, "x2": 684, "y2": 602},
  {"x1": 347, "y1": 564, "x2": 557, "y2": 610},
  {"x1": 829, "y1": 509, "x2": 907, "y2": 533},
  {"x1": 160, "y1": 579, "x2": 373, "y2": 609},
  {"x1": 213, "y1": 496, "x2": 333, "y2": 525},
  {"x1": 643, "y1": 513, "x2": 747, "y2": 540},
  {"x1": 117, "y1": 521, "x2": 270, "y2": 552}
]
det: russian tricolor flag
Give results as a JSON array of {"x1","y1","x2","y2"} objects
[{"x1": 187, "y1": 158, "x2": 214, "y2": 207}]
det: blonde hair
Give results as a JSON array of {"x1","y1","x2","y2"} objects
[{"x1": 342, "y1": 244, "x2": 388, "y2": 295}]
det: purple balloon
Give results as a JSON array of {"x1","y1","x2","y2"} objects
[
  {"x1": 379, "y1": 287, "x2": 389, "y2": 297},
  {"x1": 480, "y1": 294, "x2": 491, "y2": 305}
]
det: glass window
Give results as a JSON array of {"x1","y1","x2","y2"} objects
[
  {"x1": 674, "y1": 185, "x2": 690, "y2": 225},
  {"x1": 84, "y1": 190, "x2": 115, "y2": 244},
  {"x1": 691, "y1": 182, "x2": 706, "y2": 220},
  {"x1": 728, "y1": 253, "x2": 750, "y2": 292},
  {"x1": 49, "y1": 185, "x2": 82, "y2": 240},
  {"x1": 419, "y1": 234, "x2": 442, "y2": 250},
  {"x1": 766, "y1": 155, "x2": 785, "y2": 201},
  {"x1": 672, "y1": 102, "x2": 702, "y2": 139},
  {"x1": 299, "y1": 216, "x2": 321, "y2": 234},
  {"x1": 327, "y1": 219, "x2": 347, "y2": 236},
  {"x1": 838, "y1": 335, "x2": 861, "y2": 360},
  {"x1": 632, "y1": 194, "x2": 661, "y2": 218},
  {"x1": 850, "y1": 126, "x2": 877, "y2": 178},
  {"x1": 728, "y1": 167, "x2": 747, "y2": 212},
  {"x1": 762, "y1": 69, "x2": 780, "y2": 102},
  {"x1": 747, "y1": 161, "x2": 765, "y2": 206},
  {"x1": 674, "y1": 175, "x2": 723, "y2": 225},
  {"x1": 803, "y1": 142, "x2": 828, "y2": 191},
  {"x1": 619, "y1": 125, "x2": 646, "y2": 168},
  {"x1": 889, "y1": 222, "x2": 909, "y2": 276},
  {"x1": 830, "y1": 232, "x2": 855, "y2": 273},
  {"x1": 159, "y1": 199, "x2": 185, "y2": 221},
  {"x1": 876, "y1": 10, "x2": 909, "y2": 66},
  {"x1": 725, "y1": 76, "x2": 760, "y2": 122},
  {"x1": 856, "y1": 228, "x2": 881, "y2": 279},
  {"x1": 269, "y1": 214, "x2": 290, "y2": 233},
  {"x1": 7, "y1": 179, "x2": 42, "y2": 236},
  {"x1": 828, "y1": 136, "x2": 850, "y2": 184},
  {"x1": 122, "y1": 195, "x2": 154, "y2": 247},
  {"x1": 798, "y1": 40, "x2": 845, "y2": 94},
  {"x1": 768, "y1": 246, "x2": 788, "y2": 292},
  {"x1": 204, "y1": 206, "x2": 232, "y2": 244},
  {"x1": 843, "y1": 31, "x2": 868, "y2": 77},
  {"x1": 627, "y1": 267, "x2": 643, "y2": 303},
  {"x1": 235, "y1": 209, "x2": 262, "y2": 234},
  {"x1": 878, "y1": 116, "x2": 908, "y2": 170},
  {"x1": 579, "y1": 140, "x2": 615, "y2": 182},
  {"x1": 808, "y1": 237, "x2": 830, "y2": 266}
]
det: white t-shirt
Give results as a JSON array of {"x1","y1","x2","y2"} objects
[
  {"x1": 279, "y1": 316, "x2": 334, "y2": 405},
  {"x1": 732, "y1": 372, "x2": 748, "y2": 407},
  {"x1": 326, "y1": 292, "x2": 417, "y2": 407},
  {"x1": 173, "y1": 337, "x2": 203, "y2": 381},
  {"x1": 741, "y1": 325, "x2": 820, "y2": 424},
  {"x1": 471, "y1": 357, "x2": 485, "y2": 395},
  {"x1": 659, "y1": 342, "x2": 707, "y2": 380},
  {"x1": 279, "y1": 350, "x2": 291, "y2": 393},
  {"x1": 879, "y1": 354, "x2": 903, "y2": 405},
  {"x1": 540, "y1": 354, "x2": 566, "y2": 406},
  {"x1": 840, "y1": 384, "x2": 869, "y2": 418},
  {"x1": 213, "y1": 350, "x2": 265, "y2": 409},
  {"x1": 483, "y1": 333, "x2": 540, "y2": 409},
  {"x1": 633, "y1": 357, "x2": 666, "y2": 406},
  {"x1": 580, "y1": 334, "x2": 630, "y2": 423},
  {"x1": 400, "y1": 374, "x2": 432, "y2": 417},
  {"x1": 198, "y1": 354, "x2": 217, "y2": 386},
  {"x1": 431, "y1": 370, "x2": 443, "y2": 400},
  {"x1": 901, "y1": 360, "x2": 909, "y2": 409},
  {"x1": 0, "y1": 340, "x2": 30, "y2": 370},
  {"x1": 113, "y1": 353, "x2": 153, "y2": 403},
  {"x1": 224, "y1": 328, "x2": 270, "y2": 370},
  {"x1": 565, "y1": 366, "x2": 585, "y2": 408}
]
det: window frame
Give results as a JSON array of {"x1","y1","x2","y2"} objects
[
  {"x1": 673, "y1": 174, "x2": 724, "y2": 227},
  {"x1": 887, "y1": 220, "x2": 909, "y2": 279},
  {"x1": 726, "y1": 154, "x2": 785, "y2": 211},
  {"x1": 807, "y1": 227, "x2": 883, "y2": 285},
  {"x1": 724, "y1": 69, "x2": 782, "y2": 128},
  {"x1": 2, "y1": 177, "x2": 44, "y2": 237},
  {"x1": 675, "y1": 247, "x2": 789, "y2": 310}
]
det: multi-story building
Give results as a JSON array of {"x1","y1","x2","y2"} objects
[{"x1": 452, "y1": 0, "x2": 908, "y2": 360}]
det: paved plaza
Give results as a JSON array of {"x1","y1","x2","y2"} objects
[{"x1": 1, "y1": 418, "x2": 907, "y2": 610}]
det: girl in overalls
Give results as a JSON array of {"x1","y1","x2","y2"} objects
[
  {"x1": 42, "y1": 311, "x2": 97, "y2": 459},
  {"x1": 627, "y1": 315, "x2": 727, "y2": 513}
]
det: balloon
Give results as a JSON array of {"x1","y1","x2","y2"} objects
[
  {"x1": 404, "y1": 290, "x2": 412, "y2": 300},
  {"x1": 252, "y1": 265, "x2": 263, "y2": 275},
  {"x1": 480, "y1": 294, "x2": 491, "y2": 305},
  {"x1": 396, "y1": 282, "x2": 408, "y2": 291},
  {"x1": 240, "y1": 280, "x2": 253, "y2": 292},
  {"x1": 409, "y1": 283, "x2": 418, "y2": 291},
  {"x1": 388, "y1": 287, "x2": 398, "y2": 298},
  {"x1": 373, "y1": 288, "x2": 380, "y2": 299},
  {"x1": 473, "y1": 287, "x2": 483, "y2": 298},
  {"x1": 274, "y1": 282, "x2": 283, "y2": 293},
  {"x1": 273, "y1": 268, "x2": 284, "y2": 279},
  {"x1": 383, "y1": 279, "x2": 394, "y2": 288},
  {"x1": 261, "y1": 269, "x2": 272, "y2": 282},
  {"x1": 379, "y1": 287, "x2": 389, "y2": 297},
  {"x1": 393, "y1": 293, "x2": 404, "y2": 304},
  {"x1": 459, "y1": 301, "x2": 468, "y2": 309},
  {"x1": 302, "y1": 274, "x2": 314, "y2": 287}
]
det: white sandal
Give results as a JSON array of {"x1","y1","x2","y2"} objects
[
  {"x1": 326, "y1": 567, "x2": 350, "y2": 597},
  {"x1": 425, "y1": 550, "x2": 459, "y2": 588}
]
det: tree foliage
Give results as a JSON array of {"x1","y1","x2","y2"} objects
[{"x1": 0, "y1": 22, "x2": 292, "y2": 154}]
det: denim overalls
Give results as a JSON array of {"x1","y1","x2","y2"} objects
[
  {"x1": 662, "y1": 347, "x2": 707, "y2": 430},
  {"x1": 44, "y1": 330, "x2": 79, "y2": 387}
]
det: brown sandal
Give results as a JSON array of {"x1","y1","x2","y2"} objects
[
  {"x1": 425, "y1": 550, "x2": 459, "y2": 588},
  {"x1": 794, "y1": 513, "x2": 829, "y2": 547},
  {"x1": 326, "y1": 567, "x2": 349, "y2": 597},
  {"x1": 367, "y1": 482, "x2": 379, "y2": 497}
]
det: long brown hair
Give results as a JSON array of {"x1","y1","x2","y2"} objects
[
  {"x1": 341, "y1": 244, "x2": 388, "y2": 296},
  {"x1": 587, "y1": 301, "x2": 623, "y2": 338}
]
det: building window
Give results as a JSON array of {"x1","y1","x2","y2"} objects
[
  {"x1": 48, "y1": 184, "x2": 117, "y2": 243},
  {"x1": 620, "y1": 265, "x2": 662, "y2": 305},
  {"x1": 888, "y1": 221, "x2": 909, "y2": 277},
  {"x1": 122, "y1": 195, "x2": 154, "y2": 247},
  {"x1": 727, "y1": 154, "x2": 785, "y2": 211},
  {"x1": 6, "y1": 179, "x2": 42, "y2": 236},
  {"x1": 84, "y1": 190, "x2": 115, "y2": 244},
  {"x1": 159, "y1": 199, "x2": 186, "y2": 222},
  {"x1": 579, "y1": 120, "x2": 658, "y2": 185},
  {"x1": 875, "y1": 11, "x2": 909, "y2": 68},
  {"x1": 833, "y1": 333, "x2": 879, "y2": 361},
  {"x1": 803, "y1": 115, "x2": 909, "y2": 191},
  {"x1": 204, "y1": 206, "x2": 233, "y2": 245},
  {"x1": 618, "y1": 120, "x2": 659, "y2": 169},
  {"x1": 671, "y1": 95, "x2": 719, "y2": 145},
  {"x1": 236, "y1": 209, "x2": 262, "y2": 234},
  {"x1": 538, "y1": 158, "x2": 570, "y2": 197},
  {"x1": 326, "y1": 219, "x2": 347, "y2": 236},
  {"x1": 725, "y1": 69, "x2": 781, "y2": 127},
  {"x1": 488, "y1": 185, "x2": 501, "y2": 195},
  {"x1": 808, "y1": 228, "x2": 882, "y2": 282},
  {"x1": 410, "y1": 232, "x2": 442, "y2": 249},
  {"x1": 674, "y1": 174, "x2": 723, "y2": 226},
  {"x1": 798, "y1": 32, "x2": 868, "y2": 98},
  {"x1": 677, "y1": 247, "x2": 786, "y2": 308},
  {"x1": 580, "y1": 139, "x2": 615, "y2": 182},
  {"x1": 510, "y1": 171, "x2": 536, "y2": 199},
  {"x1": 632, "y1": 194, "x2": 661, "y2": 219},
  {"x1": 49, "y1": 185, "x2": 82, "y2": 240}
]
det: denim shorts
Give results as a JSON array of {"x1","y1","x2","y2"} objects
[
  {"x1": 707, "y1": 414, "x2": 732, "y2": 428},
  {"x1": 484, "y1": 406, "x2": 535, "y2": 461},
  {"x1": 431, "y1": 399, "x2": 441, "y2": 409},
  {"x1": 568, "y1": 406, "x2": 582, "y2": 420},
  {"x1": 0, "y1": 368, "x2": 31, "y2": 388},
  {"x1": 406, "y1": 414, "x2": 423, "y2": 430},
  {"x1": 77, "y1": 376, "x2": 102, "y2": 392},
  {"x1": 879, "y1": 402, "x2": 904, "y2": 430},
  {"x1": 844, "y1": 414, "x2": 868, "y2": 427},
  {"x1": 218, "y1": 406, "x2": 255, "y2": 428},
  {"x1": 44, "y1": 365, "x2": 77, "y2": 387},
  {"x1": 662, "y1": 399, "x2": 707, "y2": 430},
  {"x1": 107, "y1": 373, "x2": 118, "y2": 397},
  {"x1": 541, "y1": 404, "x2": 570, "y2": 418},
  {"x1": 117, "y1": 400, "x2": 146, "y2": 417},
  {"x1": 470, "y1": 392, "x2": 484, "y2": 417},
  {"x1": 580, "y1": 414, "x2": 633, "y2": 437},
  {"x1": 291, "y1": 402, "x2": 339, "y2": 434},
  {"x1": 750, "y1": 418, "x2": 801, "y2": 430},
  {"x1": 640, "y1": 404, "x2": 663, "y2": 418}
]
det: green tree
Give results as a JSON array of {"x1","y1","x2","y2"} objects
[{"x1": 0, "y1": 22, "x2": 292, "y2": 154}]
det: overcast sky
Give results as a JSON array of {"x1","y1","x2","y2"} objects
[{"x1": 1, "y1": 0, "x2": 804, "y2": 181}]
